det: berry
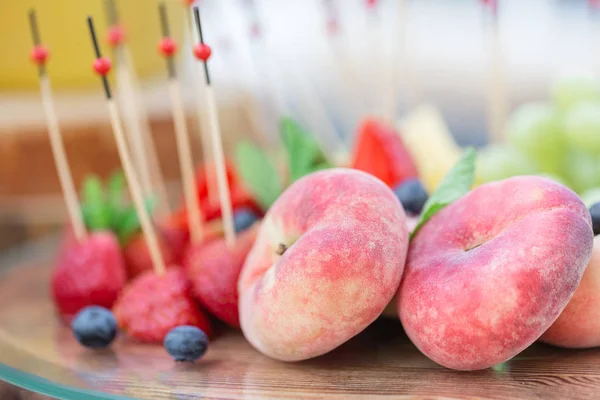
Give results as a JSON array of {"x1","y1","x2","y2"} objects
[
  {"x1": 71, "y1": 306, "x2": 117, "y2": 348},
  {"x1": 590, "y1": 203, "x2": 600, "y2": 236},
  {"x1": 159, "y1": 37, "x2": 178, "y2": 57},
  {"x1": 393, "y1": 179, "x2": 428, "y2": 215},
  {"x1": 122, "y1": 231, "x2": 177, "y2": 279},
  {"x1": 185, "y1": 226, "x2": 258, "y2": 327},
  {"x1": 113, "y1": 267, "x2": 212, "y2": 343},
  {"x1": 107, "y1": 25, "x2": 125, "y2": 47},
  {"x1": 351, "y1": 119, "x2": 419, "y2": 187},
  {"x1": 93, "y1": 57, "x2": 112, "y2": 76},
  {"x1": 164, "y1": 326, "x2": 208, "y2": 362},
  {"x1": 30, "y1": 45, "x2": 49, "y2": 65},
  {"x1": 51, "y1": 231, "x2": 126, "y2": 323},
  {"x1": 233, "y1": 207, "x2": 260, "y2": 233},
  {"x1": 193, "y1": 44, "x2": 211, "y2": 61}
]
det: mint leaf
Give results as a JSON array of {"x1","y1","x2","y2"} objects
[
  {"x1": 107, "y1": 170, "x2": 125, "y2": 208},
  {"x1": 411, "y1": 148, "x2": 477, "y2": 238},
  {"x1": 81, "y1": 176, "x2": 111, "y2": 231},
  {"x1": 107, "y1": 170, "x2": 126, "y2": 230},
  {"x1": 115, "y1": 197, "x2": 157, "y2": 246},
  {"x1": 280, "y1": 118, "x2": 332, "y2": 182},
  {"x1": 235, "y1": 140, "x2": 283, "y2": 211}
]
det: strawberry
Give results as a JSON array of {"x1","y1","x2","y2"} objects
[
  {"x1": 113, "y1": 267, "x2": 212, "y2": 343},
  {"x1": 172, "y1": 161, "x2": 262, "y2": 231},
  {"x1": 52, "y1": 231, "x2": 126, "y2": 323},
  {"x1": 351, "y1": 118, "x2": 419, "y2": 187},
  {"x1": 184, "y1": 224, "x2": 259, "y2": 327},
  {"x1": 122, "y1": 231, "x2": 177, "y2": 279},
  {"x1": 77, "y1": 171, "x2": 181, "y2": 279}
]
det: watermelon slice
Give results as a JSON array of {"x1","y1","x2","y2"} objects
[{"x1": 351, "y1": 118, "x2": 419, "y2": 187}]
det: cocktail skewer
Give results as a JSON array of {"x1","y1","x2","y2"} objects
[
  {"x1": 158, "y1": 2, "x2": 205, "y2": 244},
  {"x1": 193, "y1": 6, "x2": 236, "y2": 248},
  {"x1": 28, "y1": 9, "x2": 87, "y2": 241},
  {"x1": 483, "y1": 0, "x2": 507, "y2": 144},
  {"x1": 88, "y1": 16, "x2": 167, "y2": 275},
  {"x1": 104, "y1": 0, "x2": 170, "y2": 212}
]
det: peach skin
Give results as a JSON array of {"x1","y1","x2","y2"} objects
[
  {"x1": 398, "y1": 176, "x2": 593, "y2": 371},
  {"x1": 540, "y1": 236, "x2": 600, "y2": 348},
  {"x1": 238, "y1": 169, "x2": 409, "y2": 361}
]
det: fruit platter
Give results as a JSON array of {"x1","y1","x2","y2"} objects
[{"x1": 3, "y1": 1, "x2": 600, "y2": 399}]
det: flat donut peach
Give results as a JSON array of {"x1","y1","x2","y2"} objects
[
  {"x1": 540, "y1": 236, "x2": 600, "y2": 348},
  {"x1": 238, "y1": 169, "x2": 408, "y2": 361},
  {"x1": 398, "y1": 176, "x2": 593, "y2": 371}
]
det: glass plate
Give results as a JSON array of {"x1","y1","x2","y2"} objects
[{"x1": 2, "y1": 236, "x2": 600, "y2": 400}]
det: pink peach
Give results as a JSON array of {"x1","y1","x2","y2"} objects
[
  {"x1": 238, "y1": 169, "x2": 409, "y2": 361},
  {"x1": 399, "y1": 176, "x2": 593, "y2": 371},
  {"x1": 540, "y1": 236, "x2": 600, "y2": 348}
]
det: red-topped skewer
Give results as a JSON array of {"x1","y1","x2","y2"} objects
[
  {"x1": 28, "y1": 9, "x2": 87, "y2": 241},
  {"x1": 192, "y1": 6, "x2": 236, "y2": 248},
  {"x1": 103, "y1": 0, "x2": 169, "y2": 213},
  {"x1": 87, "y1": 16, "x2": 167, "y2": 276},
  {"x1": 158, "y1": 2, "x2": 205, "y2": 244}
]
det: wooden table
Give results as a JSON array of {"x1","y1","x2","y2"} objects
[{"x1": 1, "y1": 238, "x2": 600, "y2": 399}]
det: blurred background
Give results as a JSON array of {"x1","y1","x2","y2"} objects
[{"x1": 1, "y1": 0, "x2": 600, "y2": 250}]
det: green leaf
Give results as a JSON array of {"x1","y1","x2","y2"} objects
[
  {"x1": 115, "y1": 197, "x2": 157, "y2": 246},
  {"x1": 280, "y1": 117, "x2": 332, "y2": 182},
  {"x1": 107, "y1": 170, "x2": 126, "y2": 208},
  {"x1": 107, "y1": 170, "x2": 126, "y2": 230},
  {"x1": 411, "y1": 148, "x2": 477, "y2": 238},
  {"x1": 235, "y1": 140, "x2": 283, "y2": 210},
  {"x1": 81, "y1": 175, "x2": 111, "y2": 231}
]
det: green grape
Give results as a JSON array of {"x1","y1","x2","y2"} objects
[
  {"x1": 505, "y1": 103, "x2": 565, "y2": 174},
  {"x1": 475, "y1": 145, "x2": 538, "y2": 184},
  {"x1": 564, "y1": 101, "x2": 600, "y2": 155},
  {"x1": 564, "y1": 150, "x2": 600, "y2": 194},
  {"x1": 551, "y1": 77, "x2": 600, "y2": 113},
  {"x1": 581, "y1": 188, "x2": 600, "y2": 207}
]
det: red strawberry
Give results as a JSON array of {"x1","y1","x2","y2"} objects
[
  {"x1": 122, "y1": 230, "x2": 178, "y2": 279},
  {"x1": 351, "y1": 118, "x2": 418, "y2": 187},
  {"x1": 51, "y1": 231, "x2": 126, "y2": 323},
  {"x1": 184, "y1": 225, "x2": 258, "y2": 327},
  {"x1": 113, "y1": 267, "x2": 212, "y2": 343},
  {"x1": 173, "y1": 161, "x2": 262, "y2": 230}
]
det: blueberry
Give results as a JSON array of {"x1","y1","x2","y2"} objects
[
  {"x1": 392, "y1": 179, "x2": 428, "y2": 215},
  {"x1": 71, "y1": 306, "x2": 117, "y2": 349},
  {"x1": 164, "y1": 325, "x2": 209, "y2": 362},
  {"x1": 233, "y1": 207, "x2": 259, "y2": 233},
  {"x1": 590, "y1": 203, "x2": 600, "y2": 236}
]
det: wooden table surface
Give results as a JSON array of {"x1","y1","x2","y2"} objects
[{"x1": 1, "y1": 240, "x2": 600, "y2": 399}]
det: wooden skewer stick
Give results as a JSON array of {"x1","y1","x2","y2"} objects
[
  {"x1": 183, "y1": 3, "x2": 219, "y2": 208},
  {"x1": 104, "y1": 0, "x2": 170, "y2": 213},
  {"x1": 88, "y1": 16, "x2": 167, "y2": 275},
  {"x1": 381, "y1": 0, "x2": 406, "y2": 124},
  {"x1": 321, "y1": 0, "x2": 364, "y2": 141},
  {"x1": 158, "y1": 2, "x2": 204, "y2": 244},
  {"x1": 193, "y1": 6, "x2": 236, "y2": 248},
  {"x1": 483, "y1": 0, "x2": 507, "y2": 144},
  {"x1": 28, "y1": 9, "x2": 86, "y2": 241}
]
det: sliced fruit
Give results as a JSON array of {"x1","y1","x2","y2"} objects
[
  {"x1": 398, "y1": 105, "x2": 462, "y2": 192},
  {"x1": 351, "y1": 118, "x2": 418, "y2": 187}
]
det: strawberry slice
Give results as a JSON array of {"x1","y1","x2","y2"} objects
[{"x1": 351, "y1": 118, "x2": 419, "y2": 187}]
